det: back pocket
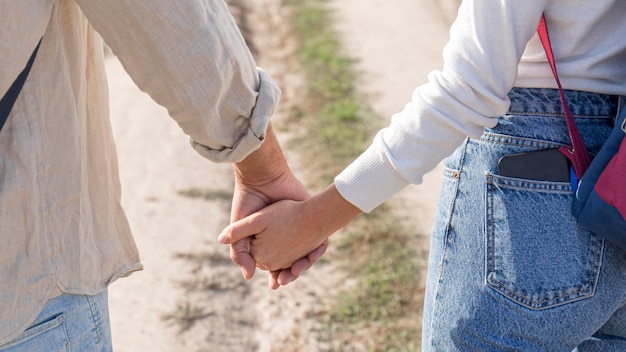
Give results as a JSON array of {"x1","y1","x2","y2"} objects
[
  {"x1": 0, "y1": 314, "x2": 69, "y2": 351},
  {"x1": 485, "y1": 174, "x2": 604, "y2": 310}
]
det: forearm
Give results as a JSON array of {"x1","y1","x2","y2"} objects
[
  {"x1": 79, "y1": 0, "x2": 279, "y2": 162},
  {"x1": 304, "y1": 184, "x2": 363, "y2": 239}
]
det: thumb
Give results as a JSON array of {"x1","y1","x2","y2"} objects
[{"x1": 218, "y1": 213, "x2": 266, "y2": 244}]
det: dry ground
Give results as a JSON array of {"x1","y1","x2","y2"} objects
[{"x1": 107, "y1": 0, "x2": 455, "y2": 350}]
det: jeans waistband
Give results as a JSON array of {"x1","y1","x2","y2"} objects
[{"x1": 508, "y1": 88, "x2": 620, "y2": 118}]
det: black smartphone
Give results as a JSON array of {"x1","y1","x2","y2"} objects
[{"x1": 497, "y1": 148, "x2": 571, "y2": 182}]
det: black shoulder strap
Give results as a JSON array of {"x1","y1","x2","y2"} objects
[{"x1": 0, "y1": 39, "x2": 42, "y2": 133}]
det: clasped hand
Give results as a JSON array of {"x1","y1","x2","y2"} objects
[
  {"x1": 221, "y1": 124, "x2": 361, "y2": 289},
  {"x1": 220, "y1": 198, "x2": 329, "y2": 289},
  {"x1": 220, "y1": 182, "x2": 361, "y2": 289}
]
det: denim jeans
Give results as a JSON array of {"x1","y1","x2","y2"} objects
[
  {"x1": 0, "y1": 291, "x2": 112, "y2": 352},
  {"x1": 422, "y1": 88, "x2": 626, "y2": 351}
]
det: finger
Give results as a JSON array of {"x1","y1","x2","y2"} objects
[
  {"x1": 230, "y1": 240, "x2": 256, "y2": 280},
  {"x1": 291, "y1": 239, "x2": 329, "y2": 276},
  {"x1": 230, "y1": 192, "x2": 265, "y2": 222},
  {"x1": 309, "y1": 239, "x2": 329, "y2": 264},
  {"x1": 218, "y1": 213, "x2": 266, "y2": 244},
  {"x1": 268, "y1": 270, "x2": 281, "y2": 290},
  {"x1": 289, "y1": 257, "x2": 313, "y2": 277},
  {"x1": 277, "y1": 269, "x2": 299, "y2": 286}
]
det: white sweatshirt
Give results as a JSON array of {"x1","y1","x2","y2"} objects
[{"x1": 335, "y1": 0, "x2": 626, "y2": 212}]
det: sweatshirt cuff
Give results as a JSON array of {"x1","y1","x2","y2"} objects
[
  {"x1": 191, "y1": 68, "x2": 280, "y2": 163},
  {"x1": 334, "y1": 144, "x2": 410, "y2": 213}
]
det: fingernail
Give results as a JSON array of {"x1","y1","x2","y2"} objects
[
  {"x1": 242, "y1": 267, "x2": 254, "y2": 280},
  {"x1": 217, "y1": 231, "x2": 226, "y2": 244}
]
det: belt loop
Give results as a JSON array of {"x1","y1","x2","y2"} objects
[{"x1": 617, "y1": 96, "x2": 626, "y2": 124}]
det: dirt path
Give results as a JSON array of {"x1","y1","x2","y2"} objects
[
  {"x1": 107, "y1": 1, "x2": 457, "y2": 351},
  {"x1": 107, "y1": 1, "x2": 338, "y2": 351},
  {"x1": 106, "y1": 52, "x2": 264, "y2": 351},
  {"x1": 328, "y1": 0, "x2": 456, "y2": 236}
]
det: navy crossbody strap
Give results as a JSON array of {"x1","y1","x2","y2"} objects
[{"x1": 0, "y1": 39, "x2": 42, "y2": 133}]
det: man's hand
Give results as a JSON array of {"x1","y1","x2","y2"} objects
[{"x1": 228, "y1": 123, "x2": 328, "y2": 288}]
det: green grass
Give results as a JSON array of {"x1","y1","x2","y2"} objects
[
  {"x1": 283, "y1": 0, "x2": 425, "y2": 350},
  {"x1": 161, "y1": 302, "x2": 212, "y2": 333},
  {"x1": 284, "y1": 0, "x2": 373, "y2": 184},
  {"x1": 177, "y1": 187, "x2": 233, "y2": 202},
  {"x1": 317, "y1": 208, "x2": 423, "y2": 351},
  {"x1": 174, "y1": 0, "x2": 427, "y2": 349}
]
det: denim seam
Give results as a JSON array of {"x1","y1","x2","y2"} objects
[
  {"x1": 487, "y1": 277, "x2": 595, "y2": 310},
  {"x1": 437, "y1": 168, "x2": 461, "y2": 279},
  {"x1": 438, "y1": 144, "x2": 465, "y2": 277},
  {"x1": 480, "y1": 133, "x2": 566, "y2": 149},
  {"x1": 428, "y1": 141, "x2": 465, "y2": 350},
  {"x1": 86, "y1": 295, "x2": 103, "y2": 344},
  {"x1": 486, "y1": 174, "x2": 572, "y2": 193},
  {"x1": 614, "y1": 96, "x2": 626, "y2": 123},
  {"x1": 62, "y1": 316, "x2": 70, "y2": 352},
  {"x1": 507, "y1": 110, "x2": 612, "y2": 119}
]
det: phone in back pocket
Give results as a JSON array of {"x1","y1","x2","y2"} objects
[{"x1": 498, "y1": 148, "x2": 571, "y2": 182}]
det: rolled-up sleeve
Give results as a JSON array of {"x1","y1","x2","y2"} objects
[{"x1": 76, "y1": 0, "x2": 279, "y2": 162}]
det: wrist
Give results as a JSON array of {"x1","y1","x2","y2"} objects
[
  {"x1": 233, "y1": 123, "x2": 289, "y2": 185},
  {"x1": 307, "y1": 184, "x2": 362, "y2": 239}
]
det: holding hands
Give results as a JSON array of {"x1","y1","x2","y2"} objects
[
  {"x1": 224, "y1": 123, "x2": 361, "y2": 289},
  {"x1": 220, "y1": 183, "x2": 362, "y2": 289}
]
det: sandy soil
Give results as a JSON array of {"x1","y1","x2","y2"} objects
[
  {"x1": 329, "y1": 0, "x2": 456, "y2": 236},
  {"x1": 107, "y1": 0, "x2": 457, "y2": 351}
]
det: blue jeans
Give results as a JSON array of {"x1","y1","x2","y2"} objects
[
  {"x1": 422, "y1": 88, "x2": 626, "y2": 351},
  {"x1": 0, "y1": 291, "x2": 112, "y2": 352}
]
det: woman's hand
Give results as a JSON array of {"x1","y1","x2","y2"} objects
[
  {"x1": 220, "y1": 184, "x2": 362, "y2": 287},
  {"x1": 228, "y1": 123, "x2": 330, "y2": 288}
]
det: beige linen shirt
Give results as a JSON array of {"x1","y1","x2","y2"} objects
[{"x1": 0, "y1": 0, "x2": 280, "y2": 345}]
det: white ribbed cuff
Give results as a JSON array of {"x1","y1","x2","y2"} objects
[{"x1": 334, "y1": 145, "x2": 410, "y2": 213}]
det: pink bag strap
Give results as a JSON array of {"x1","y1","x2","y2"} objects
[{"x1": 537, "y1": 14, "x2": 591, "y2": 178}]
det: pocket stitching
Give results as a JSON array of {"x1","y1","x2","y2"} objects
[
  {"x1": 485, "y1": 176, "x2": 604, "y2": 310},
  {"x1": 0, "y1": 314, "x2": 68, "y2": 350}
]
